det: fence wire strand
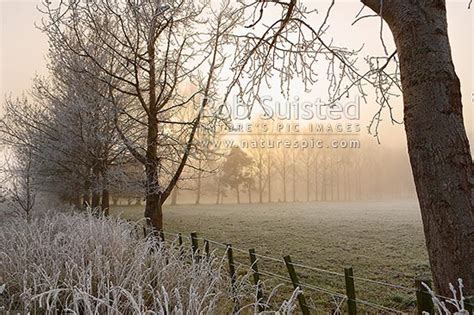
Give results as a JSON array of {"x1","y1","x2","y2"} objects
[
  {"x1": 350, "y1": 275, "x2": 417, "y2": 293},
  {"x1": 160, "y1": 229, "x2": 411, "y2": 314}
]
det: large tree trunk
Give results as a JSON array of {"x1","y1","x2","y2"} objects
[
  {"x1": 144, "y1": 124, "x2": 162, "y2": 231},
  {"x1": 143, "y1": 31, "x2": 163, "y2": 233},
  {"x1": 362, "y1": 0, "x2": 474, "y2": 296},
  {"x1": 144, "y1": 165, "x2": 162, "y2": 232},
  {"x1": 145, "y1": 191, "x2": 163, "y2": 233}
]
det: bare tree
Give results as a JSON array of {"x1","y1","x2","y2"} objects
[
  {"x1": 0, "y1": 44, "x2": 130, "y2": 214},
  {"x1": 0, "y1": 147, "x2": 37, "y2": 217},
  {"x1": 40, "y1": 0, "x2": 241, "y2": 232},
  {"x1": 0, "y1": 97, "x2": 54, "y2": 212},
  {"x1": 221, "y1": 146, "x2": 255, "y2": 204}
]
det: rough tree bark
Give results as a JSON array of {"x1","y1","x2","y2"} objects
[
  {"x1": 143, "y1": 33, "x2": 164, "y2": 233},
  {"x1": 362, "y1": 0, "x2": 474, "y2": 296}
]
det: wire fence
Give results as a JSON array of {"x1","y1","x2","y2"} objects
[{"x1": 148, "y1": 228, "x2": 471, "y2": 314}]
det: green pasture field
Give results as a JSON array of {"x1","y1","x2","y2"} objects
[{"x1": 111, "y1": 200, "x2": 429, "y2": 312}]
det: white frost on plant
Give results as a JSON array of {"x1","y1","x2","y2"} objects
[
  {"x1": 0, "y1": 210, "x2": 298, "y2": 313},
  {"x1": 422, "y1": 279, "x2": 471, "y2": 315}
]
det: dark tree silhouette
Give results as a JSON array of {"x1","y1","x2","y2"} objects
[{"x1": 221, "y1": 147, "x2": 255, "y2": 204}]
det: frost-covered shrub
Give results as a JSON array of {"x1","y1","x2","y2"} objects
[
  {"x1": 423, "y1": 279, "x2": 472, "y2": 315},
  {"x1": 0, "y1": 211, "x2": 297, "y2": 313}
]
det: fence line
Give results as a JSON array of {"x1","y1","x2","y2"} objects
[
  {"x1": 257, "y1": 269, "x2": 295, "y2": 285},
  {"x1": 165, "y1": 230, "x2": 419, "y2": 293},
  {"x1": 170, "y1": 230, "x2": 415, "y2": 291},
  {"x1": 288, "y1": 260, "x2": 345, "y2": 277},
  {"x1": 154, "y1": 229, "x2": 450, "y2": 314},
  {"x1": 350, "y1": 275, "x2": 417, "y2": 293},
  {"x1": 254, "y1": 252, "x2": 286, "y2": 264}
]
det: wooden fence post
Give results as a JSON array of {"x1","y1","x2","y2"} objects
[
  {"x1": 190, "y1": 232, "x2": 199, "y2": 255},
  {"x1": 415, "y1": 279, "x2": 434, "y2": 315},
  {"x1": 178, "y1": 233, "x2": 183, "y2": 246},
  {"x1": 204, "y1": 239, "x2": 210, "y2": 260},
  {"x1": 344, "y1": 267, "x2": 357, "y2": 315},
  {"x1": 227, "y1": 244, "x2": 237, "y2": 288},
  {"x1": 227, "y1": 244, "x2": 239, "y2": 312},
  {"x1": 249, "y1": 249, "x2": 265, "y2": 312},
  {"x1": 177, "y1": 233, "x2": 184, "y2": 256},
  {"x1": 283, "y1": 255, "x2": 310, "y2": 315}
]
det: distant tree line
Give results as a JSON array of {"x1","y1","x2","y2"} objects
[{"x1": 167, "y1": 134, "x2": 416, "y2": 206}]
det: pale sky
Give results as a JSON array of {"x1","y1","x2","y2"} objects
[
  {"x1": 0, "y1": 0, "x2": 48, "y2": 98},
  {"x1": 0, "y1": 0, "x2": 472, "y2": 148}
]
